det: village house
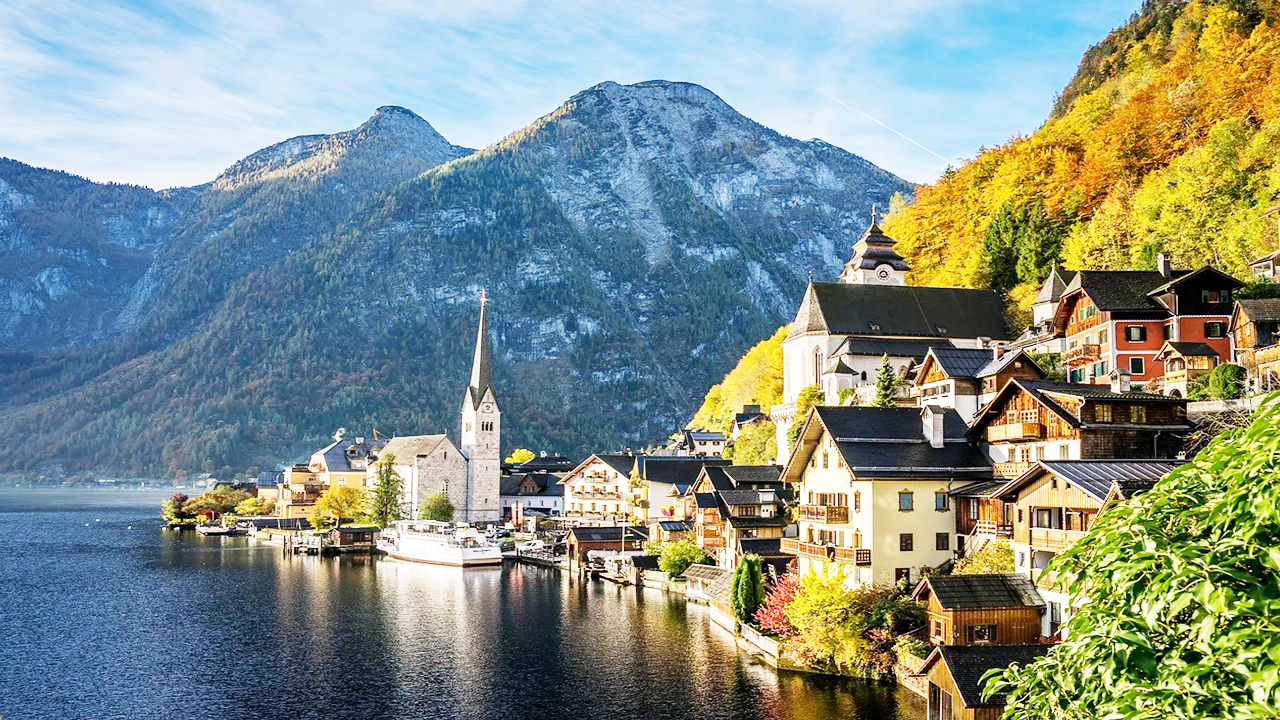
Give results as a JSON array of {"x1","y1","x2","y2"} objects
[
  {"x1": 771, "y1": 216, "x2": 1011, "y2": 452},
  {"x1": 1151, "y1": 341, "x2": 1220, "y2": 397},
  {"x1": 632, "y1": 455, "x2": 729, "y2": 525},
  {"x1": 1007, "y1": 268, "x2": 1074, "y2": 354},
  {"x1": 915, "y1": 645, "x2": 1050, "y2": 720},
  {"x1": 731, "y1": 404, "x2": 767, "y2": 439},
  {"x1": 565, "y1": 525, "x2": 646, "y2": 567},
  {"x1": 782, "y1": 405, "x2": 991, "y2": 588},
  {"x1": 968, "y1": 373, "x2": 1192, "y2": 483},
  {"x1": 499, "y1": 469, "x2": 565, "y2": 520},
  {"x1": 559, "y1": 453, "x2": 637, "y2": 525},
  {"x1": 277, "y1": 435, "x2": 384, "y2": 519},
  {"x1": 913, "y1": 348, "x2": 1045, "y2": 422},
  {"x1": 994, "y1": 459, "x2": 1184, "y2": 638},
  {"x1": 255, "y1": 470, "x2": 283, "y2": 508},
  {"x1": 1053, "y1": 256, "x2": 1242, "y2": 386},
  {"x1": 949, "y1": 479, "x2": 1011, "y2": 558},
  {"x1": 687, "y1": 464, "x2": 789, "y2": 568},
  {"x1": 911, "y1": 574, "x2": 1044, "y2": 647},
  {"x1": 1231, "y1": 298, "x2": 1280, "y2": 394},
  {"x1": 674, "y1": 429, "x2": 728, "y2": 457}
]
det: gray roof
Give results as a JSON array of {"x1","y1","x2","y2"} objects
[
  {"x1": 721, "y1": 465, "x2": 784, "y2": 488},
  {"x1": 798, "y1": 406, "x2": 992, "y2": 480},
  {"x1": 317, "y1": 437, "x2": 385, "y2": 473},
  {"x1": 950, "y1": 480, "x2": 1004, "y2": 498},
  {"x1": 682, "y1": 564, "x2": 730, "y2": 582},
  {"x1": 845, "y1": 223, "x2": 911, "y2": 271},
  {"x1": 926, "y1": 347, "x2": 997, "y2": 379},
  {"x1": 465, "y1": 294, "x2": 495, "y2": 409},
  {"x1": 380, "y1": 434, "x2": 448, "y2": 461},
  {"x1": 737, "y1": 538, "x2": 785, "y2": 557},
  {"x1": 1159, "y1": 341, "x2": 1219, "y2": 358},
  {"x1": 657, "y1": 520, "x2": 692, "y2": 532},
  {"x1": 1062, "y1": 270, "x2": 1186, "y2": 313},
  {"x1": 719, "y1": 489, "x2": 765, "y2": 505},
  {"x1": 832, "y1": 336, "x2": 956, "y2": 361},
  {"x1": 256, "y1": 470, "x2": 283, "y2": 488},
  {"x1": 637, "y1": 456, "x2": 729, "y2": 485},
  {"x1": 975, "y1": 350, "x2": 1045, "y2": 379},
  {"x1": 788, "y1": 282, "x2": 1010, "y2": 340},
  {"x1": 693, "y1": 492, "x2": 719, "y2": 509},
  {"x1": 1033, "y1": 268, "x2": 1073, "y2": 305},
  {"x1": 1237, "y1": 298, "x2": 1280, "y2": 322},
  {"x1": 920, "y1": 645, "x2": 1051, "y2": 707},
  {"x1": 996, "y1": 460, "x2": 1185, "y2": 501},
  {"x1": 914, "y1": 574, "x2": 1044, "y2": 610},
  {"x1": 569, "y1": 526, "x2": 648, "y2": 542}
]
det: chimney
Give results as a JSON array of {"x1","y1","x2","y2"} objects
[
  {"x1": 1157, "y1": 252, "x2": 1172, "y2": 278},
  {"x1": 922, "y1": 406, "x2": 945, "y2": 449},
  {"x1": 1110, "y1": 369, "x2": 1132, "y2": 393}
]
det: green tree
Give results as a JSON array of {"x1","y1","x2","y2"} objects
[
  {"x1": 953, "y1": 540, "x2": 1014, "y2": 575},
  {"x1": 991, "y1": 392, "x2": 1280, "y2": 720},
  {"x1": 182, "y1": 487, "x2": 249, "y2": 518},
  {"x1": 504, "y1": 448, "x2": 536, "y2": 465},
  {"x1": 732, "y1": 420, "x2": 777, "y2": 466},
  {"x1": 1207, "y1": 362, "x2": 1246, "y2": 400},
  {"x1": 234, "y1": 496, "x2": 275, "y2": 516},
  {"x1": 873, "y1": 354, "x2": 898, "y2": 407},
  {"x1": 418, "y1": 492, "x2": 454, "y2": 523},
  {"x1": 368, "y1": 452, "x2": 404, "y2": 528},
  {"x1": 160, "y1": 493, "x2": 194, "y2": 522},
  {"x1": 731, "y1": 554, "x2": 766, "y2": 623},
  {"x1": 314, "y1": 485, "x2": 367, "y2": 529},
  {"x1": 788, "y1": 385, "x2": 825, "y2": 451},
  {"x1": 658, "y1": 538, "x2": 710, "y2": 578},
  {"x1": 1235, "y1": 277, "x2": 1280, "y2": 299}
]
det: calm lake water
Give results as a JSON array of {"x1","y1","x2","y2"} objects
[{"x1": 0, "y1": 488, "x2": 925, "y2": 720}]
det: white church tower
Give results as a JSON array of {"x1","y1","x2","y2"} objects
[
  {"x1": 837, "y1": 208, "x2": 910, "y2": 286},
  {"x1": 460, "y1": 289, "x2": 501, "y2": 524}
]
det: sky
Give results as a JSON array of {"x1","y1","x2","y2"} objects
[{"x1": 0, "y1": 0, "x2": 1140, "y2": 190}]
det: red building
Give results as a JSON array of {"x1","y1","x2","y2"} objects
[{"x1": 1053, "y1": 255, "x2": 1242, "y2": 387}]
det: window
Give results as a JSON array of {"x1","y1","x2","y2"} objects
[
  {"x1": 930, "y1": 683, "x2": 954, "y2": 720},
  {"x1": 967, "y1": 624, "x2": 998, "y2": 644},
  {"x1": 931, "y1": 619, "x2": 944, "y2": 640},
  {"x1": 1205, "y1": 321, "x2": 1226, "y2": 339},
  {"x1": 1130, "y1": 357, "x2": 1144, "y2": 375},
  {"x1": 1059, "y1": 443, "x2": 1070, "y2": 460},
  {"x1": 900, "y1": 533, "x2": 914, "y2": 551},
  {"x1": 898, "y1": 491, "x2": 914, "y2": 511},
  {"x1": 935, "y1": 532, "x2": 949, "y2": 551},
  {"x1": 1095, "y1": 403, "x2": 1112, "y2": 422},
  {"x1": 813, "y1": 347, "x2": 823, "y2": 383},
  {"x1": 1202, "y1": 289, "x2": 1228, "y2": 304},
  {"x1": 1018, "y1": 551, "x2": 1026, "y2": 567},
  {"x1": 822, "y1": 451, "x2": 828, "y2": 469},
  {"x1": 853, "y1": 530, "x2": 862, "y2": 548},
  {"x1": 853, "y1": 491, "x2": 861, "y2": 512},
  {"x1": 1132, "y1": 405, "x2": 1147, "y2": 423},
  {"x1": 1125, "y1": 325, "x2": 1146, "y2": 343},
  {"x1": 968, "y1": 501, "x2": 978, "y2": 520},
  {"x1": 1099, "y1": 328, "x2": 1108, "y2": 345},
  {"x1": 895, "y1": 568, "x2": 911, "y2": 582},
  {"x1": 935, "y1": 491, "x2": 948, "y2": 511},
  {"x1": 1164, "y1": 324, "x2": 1173, "y2": 340}
]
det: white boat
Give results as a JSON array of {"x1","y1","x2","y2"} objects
[{"x1": 377, "y1": 520, "x2": 502, "y2": 567}]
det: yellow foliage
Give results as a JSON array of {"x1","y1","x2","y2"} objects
[{"x1": 688, "y1": 326, "x2": 786, "y2": 434}]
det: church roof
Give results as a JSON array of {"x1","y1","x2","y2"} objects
[
  {"x1": 843, "y1": 222, "x2": 911, "y2": 273},
  {"x1": 466, "y1": 291, "x2": 495, "y2": 409},
  {"x1": 787, "y1": 282, "x2": 1010, "y2": 341},
  {"x1": 1033, "y1": 268, "x2": 1074, "y2": 305},
  {"x1": 380, "y1": 434, "x2": 449, "y2": 461}
]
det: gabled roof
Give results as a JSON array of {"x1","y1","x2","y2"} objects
[
  {"x1": 1235, "y1": 298, "x2": 1280, "y2": 324},
  {"x1": 737, "y1": 537, "x2": 786, "y2": 557},
  {"x1": 922, "y1": 346, "x2": 998, "y2": 380},
  {"x1": 1033, "y1": 267, "x2": 1074, "y2": 305},
  {"x1": 692, "y1": 492, "x2": 720, "y2": 509},
  {"x1": 1145, "y1": 265, "x2": 1244, "y2": 297},
  {"x1": 975, "y1": 349, "x2": 1045, "y2": 379},
  {"x1": 720, "y1": 465, "x2": 784, "y2": 487},
  {"x1": 831, "y1": 336, "x2": 956, "y2": 361},
  {"x1": 994, "y1": 459, "x2": 1185, "y2": 502},
  {"x1": 1060, "y1": 270, "x2": 1186, "y2": 314},
  {"x1": 637, "y1": 456, "x2": 730, "y2": 485},
  {"x1": 912, "y1": 574, "x2": 1044, "y2": 610},
  {"x1": 949, "y1": 480, "x2": 1004, "y2": 498},
  {"x1": 719, "y1": 490, "x2": 766, "y2": 506},
  {"x1": 916, "y1": 645, "x2": 1051, "y2": 707},
  {"x1": 380, "y1": 434, "x2": 449, "y2": 461},
  {"x1": 969, "y1": 378, "x2": 1189, "y2": 437},
  {"x1": 657, "y1": 520, "x2": 692, "y2": 532},
  {"x1": 682, "y1": 563, "x2": 730, "y2": 582},
  {"x1": 1154, "y1": 341, "x2": 1218, "y2": 360},
  {"x1": 684, "y1": 430, "x2": 726, "y2": 442},
  {"x1": 315, "y1": 437, "x2": 386, "y2": 473},
  {"x1": 559, "y1": 453, "x2": 636, "y2": 484},
  {"x1": 256, "y1": 470, "x2": 284, "y2": 489},
  {"x1": 787, "y1": 282, "x2": 1010, "y2": 341},
  {"x1": 784, "y1": 406, "x2": 991, "y2": 482}
]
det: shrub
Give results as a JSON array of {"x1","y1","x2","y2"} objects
[
  {"x1": 754, "y1": 573, "x2": 800, "y2": 637},
  {"x1": 731, "y1": 555, "x2": 765, "y2": 623},
  {"x1": 658, "y1": 539, "x2": 709, "y2": 578},
  {"x1": 1206, "y1": 362, "x2": 1245, "y2": 400}
]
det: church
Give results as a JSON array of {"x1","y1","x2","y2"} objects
[
  {"x1": 372, "y1": 291, "x2": 502, "y2": 524},
  {"x1": 771, "y1": 214, "x2": 1011, "y2": 454}
]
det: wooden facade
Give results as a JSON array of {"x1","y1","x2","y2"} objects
[
  {"x1": 920, "y1": 591, "x2": 1041, "y2": 647},
  {"x1": 918, "y1": 646, "x2": 1051, "y2": 720}
]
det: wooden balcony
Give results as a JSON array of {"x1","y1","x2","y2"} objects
[
  {"x1": 1063, "y1": 343, "x2": 1101, "y2": 365},
  {"x1": 700, "y1": 536, "x2": 726, "y2": 548},
  {"x1": 1030, "y1": 527, "x2": 1086, "y2": 552},
  {"x1": 780, "y1": 539, "x2": 871, "y2": 566},
  {"x1": 974, "y1": 520, "x2": 1013, "y2": 538},
  {"x1": 799, "y1": 504, "x2": 849, "y2": 523},
  {"x1": 987, "y1": 423, "x2": 1043, "y2": 442},
  {"x1": 1240, "y1": 344, "x2": 1280, "y2": 370},
  {"x1": 993, "y1": 462, "x2": 1032, "y2": 479}
]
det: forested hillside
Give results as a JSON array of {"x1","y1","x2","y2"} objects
[{"x1": 885, "y1": 0, "x2": 1280, "y2": 313}]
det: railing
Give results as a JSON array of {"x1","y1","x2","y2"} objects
[
  {"x1": 1030, "y1": 527, "x2": 1086, "y2": 552},
  {"x1": 993, "y1": 462, "x2": 1032, "y2": 479},
  {"x1": 974, "y1": 520, "x2": 1014, "y2": 538},
  {"x1": 700, "y1": 537, "x2": 726, "y2": 548},
  {"x1": 781, "y1": 539, "x2": 871, "y2": 566},
  {"x1": 798, "y1": 504, "x2": 850, "y2": 523},
  {"x1": 1240, "y1": 344, "x2": 1280, "y2": 370},
  {"x1": 571, "y1": 491, "x2": 623, "y2": 500},
  {"x1": 987, "y1": 423, "x2": 1043, "y2": 442},
  {"x1": 1063, "y1": 343, "x2": 1101, "y2": 365}
]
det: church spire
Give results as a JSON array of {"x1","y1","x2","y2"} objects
[{"x1": 468, "y1": 289, "x2": 494, "y2": 407}]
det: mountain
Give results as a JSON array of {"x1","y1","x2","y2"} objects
[
  {"x1": 883, "y1": 0, "x2": 1280, "y2": 314},
  {"x1": 0, "y1": 80, "x2": 911, "y2": 479},
  {"x1": 0, "y1": 160, "x2": 198, "y2": 351}
]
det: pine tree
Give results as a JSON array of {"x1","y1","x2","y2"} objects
[{"x1": 873, "y1": 354, "x2": 898, "y2": 407}]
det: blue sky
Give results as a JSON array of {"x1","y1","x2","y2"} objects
[{"x1": 0, "y1": 0, "x2": 1138, "y2": 189}]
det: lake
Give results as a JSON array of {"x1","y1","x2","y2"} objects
[{"x1": 0, "y1": 488, "x2": 925, "y2": 720}]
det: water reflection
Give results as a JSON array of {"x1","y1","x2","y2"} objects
[{"x1": 0, "y1": 490, "x2": 923, "y2": 720}]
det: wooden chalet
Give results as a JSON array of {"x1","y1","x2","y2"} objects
[
  {"x1": 1231, "y1": 298, "x2": 1280, "y2": 394},
  {"x1": 969, "y1": 375, "x2": 1191, "y2": 481},
  {"x1": 911, "y1": 574, "x2": 1044, "y2": 646},
  {"x1": 915, "y1": 645, "x2": 1050, "y2": 720},
  {"x1": 687, "y1": 465, "x2": 788, "y2": 568},
  {"x1": 1151, "y1": 341, "x2": 1219, "y2": 397},
  {"x1": 995, "y1": 459, "x2": 1184, "y2": 637},
  {"x1": 950, "y1": 480, "x2": 1011, "y2": 557}
]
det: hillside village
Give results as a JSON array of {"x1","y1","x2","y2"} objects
[{"x1": 167, "y1": 206, "x2": 1280, "y2": 719}]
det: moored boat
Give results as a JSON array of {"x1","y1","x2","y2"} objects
[{"x1": 377, "y1": 521, "x2": 502, "y2": 567}]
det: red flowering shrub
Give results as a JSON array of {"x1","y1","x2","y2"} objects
[{"x1": 753, "y1": 573, "x2": 800, "y2": 637}]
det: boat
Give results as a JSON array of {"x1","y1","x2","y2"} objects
[
  {"x1": 377, "y1": 520, "x2": 502, "y2": 567},
  {"x1": 195, "y1": 524, "x2": 245, "y2": 536}
]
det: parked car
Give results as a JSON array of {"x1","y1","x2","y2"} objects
[
  {"x1": 518, "y1": 539, "x2": 545, "y2": 552},
  {"x1": 498, "y1": 540, "x2": 516, "y2": 552}
]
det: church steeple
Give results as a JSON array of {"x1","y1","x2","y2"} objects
[
  {"x1": 839, "y1": 206, "x2": 910, "y2": 285},
  {"x1": 467, "y1": 289, "x2": 495, "y2": 408}
]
